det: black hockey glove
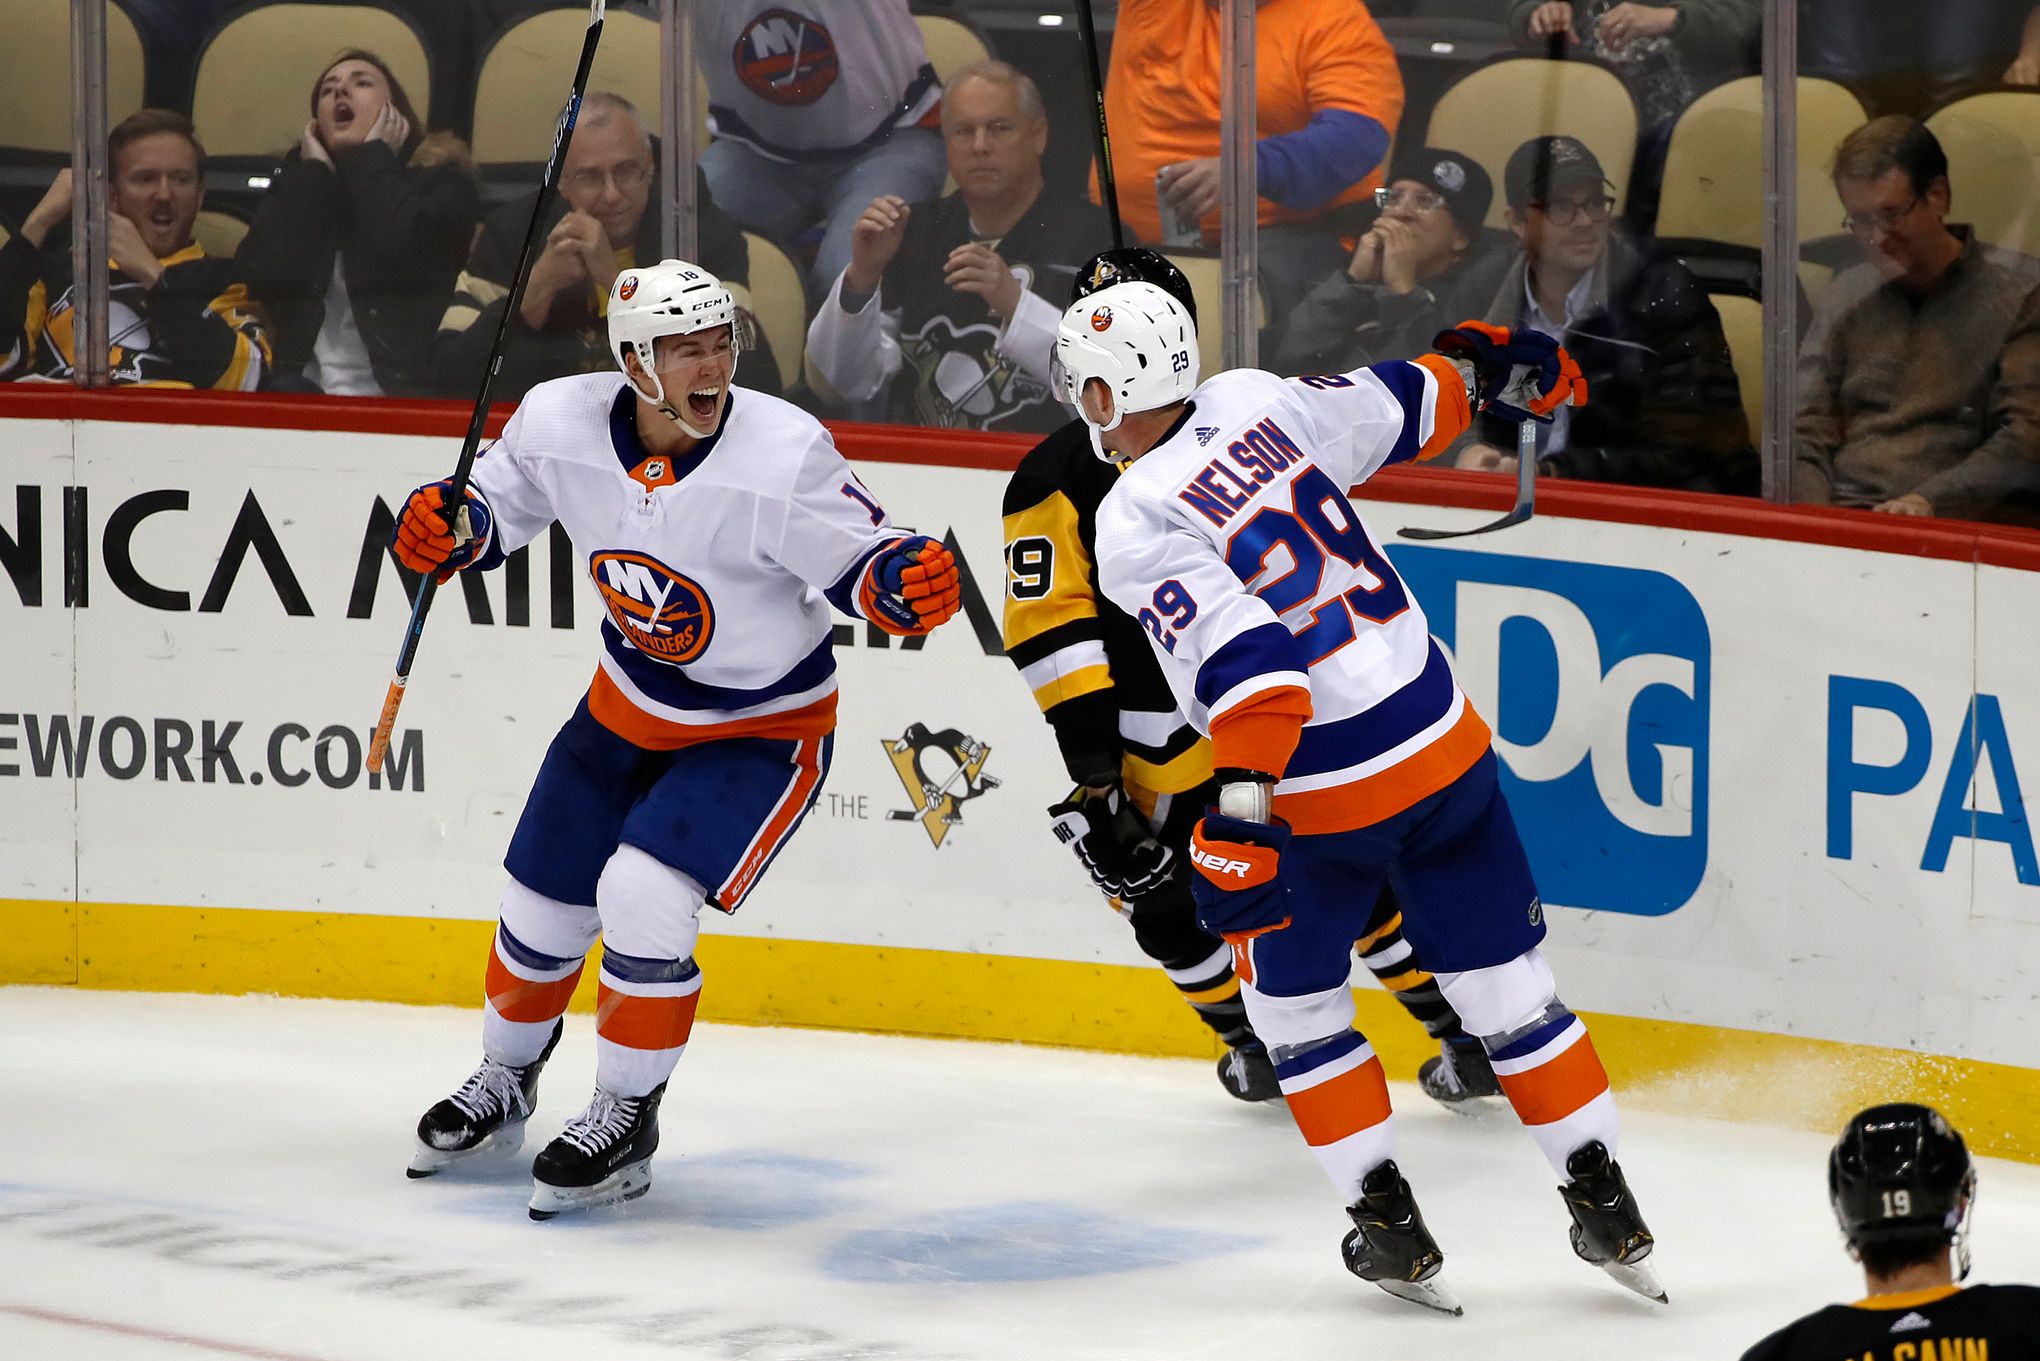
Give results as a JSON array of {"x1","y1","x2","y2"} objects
[{"x1": 1046, "y1": 784, "x2": 1180, "y2": 902}]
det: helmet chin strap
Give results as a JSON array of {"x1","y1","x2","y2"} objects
[{"x1": 1079, "y1": 384, "x2": 1131, "y2": 465}]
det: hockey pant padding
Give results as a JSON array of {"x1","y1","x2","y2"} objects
[
  {"x1": 593, "y1": 844, "x2": 707, "y2": 1097},
  {"x1": 1127, "y1": 879, "x2": 1253, "y2": 1046},
  {"x1": 1352, "y1": 891, "x2": 1467, "y2": 1040},
  {"x1": 482, "y1": 879, "x2": 601, "y2": 1067},
  {"x1": 1434, "y1": 948, "x2": 1617, "y2": 1176},
  {"x1": 1241, "y1": 978, "x2": 1396, "y2": 1203}
]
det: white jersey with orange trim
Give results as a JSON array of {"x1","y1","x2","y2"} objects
[
  {"x1": 466, "y1": 371, "x2": 909, "y2": 747},
  {"x1": 1093, "y1": 357, "x2": 1490, "y2": 835}
]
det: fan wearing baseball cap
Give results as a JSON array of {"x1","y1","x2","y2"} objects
[
  {"x1": 1454, "y1": 135, "x2": 1758, "y2": 496},
  {"x1": 1274, "y1": 147, "x2": 1517, "y2": 376}
]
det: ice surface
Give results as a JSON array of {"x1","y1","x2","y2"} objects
[{"x1": 4, "y1": 987, "x2": 2038, "y2": 1360}]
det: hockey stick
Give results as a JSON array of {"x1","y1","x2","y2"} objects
[
  {"x1": 1398, "y1": 416, "x2": 1539, "y2": 541},
  {"x1": 366, "y1": 0, "x2": 607, "y2": 775},
  {"x1": 1073, "y1": 0, "x2": 1124, "y2": 249}
]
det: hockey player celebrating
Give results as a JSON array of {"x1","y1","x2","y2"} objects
[
  {"x1": 1741, "y1": 1104, "x2": 2040, "y2": 1361},
  {"x1": 1056, "y1": 279, "x2": 1659, "y2": 1311},
  {"x1": 1005, "y1": 247, "x2": 1501, "y2": 1106},
  {"x1": 391, "y1": 259, "x2": 962, "y2": 1219}
]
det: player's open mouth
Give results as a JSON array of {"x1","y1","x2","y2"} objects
[{"x1": 686, "y1": 386, "x2": 720, "y2": 422}]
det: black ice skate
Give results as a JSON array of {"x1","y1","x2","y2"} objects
[
  {"x1": 1342, "y1": 1159, "x2": 1462, "y2": 1315},
  {"x1": 527, "y1": 1082, "x2": 665, "y2": 1220},
  {"x1": 1216, "y1": 1040, "x2": 1282, "y2": 1102},
  {"x1": 1416, "y1": 1037, "x2": 1502, "y2": 1108},
  {"x1": 407, "y1": 1019, "x2": 561, "y2": 1178},
  {"x1": 1559, "y1": 1140, "x2": 1667, "y2": 1303}
]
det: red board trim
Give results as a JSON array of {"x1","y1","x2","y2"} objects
[{"x1": 6, "y1": 385, "x2": 2037, "y2": 571}]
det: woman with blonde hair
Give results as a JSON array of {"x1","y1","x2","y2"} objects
[{"x1": 239, "y1": 49, "x2": 480, "y2": 395}]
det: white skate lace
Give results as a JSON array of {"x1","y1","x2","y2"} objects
[
  {"x1": 449, "y1": 1059, "x2": 528, "y2": 1123},
  {"x1": 558, "y1": 1089, "x2": 637, "y2": 1156}
]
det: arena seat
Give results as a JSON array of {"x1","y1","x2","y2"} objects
[
  {"x1": 738, "y1": 231, "x2": 806, "y2": 392},
  {"x1": 1709, "y1": 290, "x2": 1764, "y2": 440},
  {"x1": 1423, "y1": 58, "x2": 1637, "y2": 229},
  {"x1": 914, "y1": 14, "x2": 994, "y2": 83},
  {"x1": 1926, "y1": 90, "x2": 2040, "y2": 259},
  {"x1": 2, "y1": 0, "x2": 145, "y2": 154},
  {"x1": 192, "y1": 5, "x2": 430, "y2": 160},
  {"x1": 1161, "y1": 251, "x2": 1265, "y2": 379},
  {"x1": 193, "y1": 208, "x2": 250, "y2": 260},
  {"x1": 471, "y1": 7, "x2": 661, "y2": 166},
  {"x1": 1657, "y1": 76, "x2": 1869, "y2": 251}
]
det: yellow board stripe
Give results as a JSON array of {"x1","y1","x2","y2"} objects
[{"x1": 5, "y1": 897, "x2": 2040, "y2": 1165}]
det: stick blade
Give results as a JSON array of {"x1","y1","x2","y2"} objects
[{"x1": 1396, "y1": 504, "x2": 1533, "y2": 541}]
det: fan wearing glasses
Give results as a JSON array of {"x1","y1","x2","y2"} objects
[
  {"x1": 435, "y1": 92, "x2": 778, "y2": 402},
  {"x1": 1273, "y1": 148, "x2": 1514, "y2": 377},
  {"x1": 1456, "y1": 135, "x2": 1756, "y2": 496}
]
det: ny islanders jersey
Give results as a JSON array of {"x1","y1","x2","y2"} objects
[
  {"x1": 468, "y1": 372, "x2": 907, "y2": 748},
  {"x1": 1093, "y1": 357, "x2": 1488, "y2": 834}
]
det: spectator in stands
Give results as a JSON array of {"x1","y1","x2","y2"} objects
[
  {"x1": 1272, "y1": 147, "x2": 1515, "y2": 375},
  {"x1": 0, "y1": 109, "x2": 268, "y2": 388},
  {"x1": 1105, "y1": 0, "x2": 1405, "y2": 335},
  {"x1": 804, "y1": 62, "x2": 1112, "y2": 433},
  {"x1": 1458, "y1": 135, "x2": 1757, "y2": 494},
  {"x1": 1795, "y1": 118, "x2": 2040, "y2": 521},
  {"x1": 435, "y1": 93, "x2": 777, "y2": 403},
  {"x1": 695, "y1": 1, "x2": 949, "y2": 302},
  {"x1": 237, "y1": 50, "x2": 479, "y2": 396},
  {"x1": 1800, "y1": 1, "x2": 2040, "y2": 117}
]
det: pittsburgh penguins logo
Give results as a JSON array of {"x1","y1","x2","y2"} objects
[
  {"x1": 884, "y1": 723, "x2": 1001, "y2": 848},
  {"x1": 733, "y1": 8, "x2": 839, "y2": 106},
  {"x1": 898, "y1": 309, "x2": 1052, "y2": 431},
  {"x1": 589, "y1": 550, "x2": 714, "y2": 663}
]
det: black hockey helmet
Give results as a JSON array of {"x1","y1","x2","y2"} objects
[
  {"x1": 1829, "y1": 1103, "x2": 1975, "y2": 1269},
  {"x1": 1071, "y1": 247, "x2": 1198, "y2": 324}
]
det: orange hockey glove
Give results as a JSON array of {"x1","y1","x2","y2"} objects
[
  {"x1": 393, "y1": 480, "x2": 492, "y2": 584},
  {"x1": 862, "y1": 535, "x2": 962, "y2": 635}
]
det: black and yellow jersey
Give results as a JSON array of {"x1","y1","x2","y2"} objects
[
  {"x1": 1741, "y1": 1283, "x2": 2040, "y2": 1361},
  {"x1": 0, "y1": 237, "x2": 268, "y2": 390},
  {"x1": 1001, "y1": 417, "x2": 1210, "y2": 795}
]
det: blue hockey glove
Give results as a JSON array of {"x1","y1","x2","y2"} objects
[
  {"x1": 394, "y1": 480, "x2": 492, "y2": 583},
  {"x1": 861, "y1": 535, "x2": 962, "y2": 636},
  {"x1": 1188, "y1": 813, "x2": 1292, "y2": 941},
  {"x1": 1432, "y1": 321, "x2": 1587, "y2": 423}
]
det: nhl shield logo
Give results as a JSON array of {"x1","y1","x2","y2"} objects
[
  {"x1": 589, "y1": 550, "x2": 713, "y2": 663},
  {"x1": 883, "y1": 723, "x2": 1001, "y2": 848}
]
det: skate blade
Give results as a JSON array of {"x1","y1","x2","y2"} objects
[
  {"x1": 528, "y1": 1159, "x2": 654, "y2": 1220},
  {"x1": 406, "y1": 1123, "x2": 525, "y2": 1179},
  {"x1": 1597, "y1": 1250, "x2": 1668, "y2": 1304},
  {"x1": 1373, "y1": 1275, "x2": 1464, "y2": 1316}
]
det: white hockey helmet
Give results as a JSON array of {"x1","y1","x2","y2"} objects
[
  {"x1": 608, "y1": 259, "x2": 741, "y2": 437},
  {"x1": 1054, "y1": 280, "x2": 1199, "y2": 461}
]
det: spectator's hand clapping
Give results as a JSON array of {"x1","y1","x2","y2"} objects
[
  {"x1": 21, "y1": 168, "x2": 74, "y2": 248},
  {"x1": 522, "y1": 210, "x2": 600, "y2": 329},
  {"x1": 847, "y1": 196, "x2": 911, "y2": 296},
  {"x1": 368, "y1": 102, "x2": 412, "y2": 154},
  {"x1": 1157, "y1": 158, "x2": 1223, "y2": 224},
  {"x1": 1872, "y1": 492, "x2": 1933, "y2": 516},
  {"x1": 1527, "y1": 2, "x2": 1578, "y2": 42},
  {"x1": 300, "y1": 121, "x2": 334, "y2": 167},
  {"x1": 1596, "y1": 2, "x2": 1677, "y2": 52},
  {"x1": 106, "y1": 211, "x2": 165, "y2": 289},
  {"x1": 944, "y1": 242, "x2": 1023, "y2": 320}
]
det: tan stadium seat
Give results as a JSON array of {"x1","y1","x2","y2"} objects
[
  {"x1": 1927, "y1": 91, "x2": 2040, "y2": 259},
  {"x1": 2, "y1": 0, "x2": 145, "y2": 153},
  {"x1": 472, "y1": 8, "x2": 660, "y2": 165},
  {"x1": 1657, "y1": 76, "x2": 1869, "y2": 250},
  {"x1": 1709, "y1": 291, "x2": 1763, "y2": 440},
  {"x1": 738, "y1": 231, "x2": 806, "y2": 391},
  {"x1": 914, "y1": 15, "x2": 993, "y2": 85},
  {"x1": 192, "y1": 209, "x2": 250, "y2": 259},
  {"x1": 1162, "y1": 251, "x2": 1265, "y2": 379},
  {"x1": 1424, "y1": 59, "x2": 1637, "y2": 229},
  {"x1": 193, "y1": 5, "x2": 429, "y2": 160}
]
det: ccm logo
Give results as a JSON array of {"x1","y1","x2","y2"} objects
[{"x1": 1190, "y1": 847, "x2": 1253, "y2": 878}]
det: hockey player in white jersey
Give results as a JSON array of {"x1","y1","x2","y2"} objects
[
  {"x1": 392, "y1": 260, "x2": 962, "y2": 1219},
  {"x1": 1057, "y1": 281, "x2": 1662, "y2": 1312}
]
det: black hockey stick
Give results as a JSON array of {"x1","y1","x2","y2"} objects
[
  {"x1": 367, "y1": 0, "x2": 606, "y2": 774},
  {"x1": 1399, "y1": 416, "x2": 1539, "y2": 540},
  {"x1": 1074, "y1": 0, "x2": 1124, "y2": 249}
]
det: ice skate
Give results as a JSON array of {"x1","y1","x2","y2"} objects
[
  {"x1": 408, "y1": 1019, "x2": 561, "y2": 1178},
  {"x1": 528, "y1": 1082, "x2": 665, "y2": 1220},
  {"x1": 1216, "y1": 1039, "x2": 1282, "y2": 1102},
  {"x1": 1559, "y1": 1140, "x2": 1667, "y2": 1303},
  {"x1": 1417, "y1": 1036, "x2": 1501, "y2": 1108},
  {"x1": 1342, "y1": 1160, "x2": 1462, "y2": 1315}
]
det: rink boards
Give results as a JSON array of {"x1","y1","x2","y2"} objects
[{"x1": 3, "y1": 404, "x2": 2038, "y2": 1160}]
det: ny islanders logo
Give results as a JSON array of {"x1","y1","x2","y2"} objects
[
  {"x1": 617, "y1": 275, "x2": 638, "y2": 301},
  {"x1": 1090, "y1": 307, "x2": 1114, "y2": 332},
  {"x1": 734, "y1": 9, "x2": 839, "y2": 106},
  {"x1": 590, "y1": 551, "x2": 714, "y2": 663}
]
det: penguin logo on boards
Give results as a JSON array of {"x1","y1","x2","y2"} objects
[
  {"x1": 618, "y1": 275, "x2": 638, "y2": 301},
  {"x1": 882, "y1": 723, "x2": 1001, "y2": 848},
  {"x1": 1090, "y1": 307, "x2": 1113, "y2": 332}
]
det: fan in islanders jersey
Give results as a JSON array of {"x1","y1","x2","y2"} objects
[
  {"x1": 389, "y1": 260, "x2": 962, "y2": 1220},
  {"x1": 1058, "y1": 277, "x2": 1662, "y2": 1312}
]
